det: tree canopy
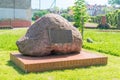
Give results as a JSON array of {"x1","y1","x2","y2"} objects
[
  {"x1": 108, "y1": 0, "x2": 120, "y2": 5},
  {"x1": 72, "y1": 0, "x2": 87, "y2": 28},
  {"x1": 32, "y1": 10, "x2": 49, "y2": 21}
]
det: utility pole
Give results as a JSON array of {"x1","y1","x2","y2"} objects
[
  {"x1": 49, "y1": 0, "x2": 57, "y2": 13},
  {"x1": 50, "y1": 0, "x2": 56, "y2": 9},
  {"x1": 39, "y1": 0, "x2": 41, "y2": 10},
  {"x1": 14, "y1": 0, "x2": 15, "y2": 20},
  {"x1": 54, "y1": 0, "x2": 56, "y2": 8}
]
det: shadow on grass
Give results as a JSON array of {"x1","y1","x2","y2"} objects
[
  {"x1": 7, "y1": 60, "x2": 107, "y2": 74},
  {"x1": 32, "y1": 64, "x2": 107, "y2": 75},
  {"x1": 7, "y1": 60, "x2": 27, "y2": 75}
]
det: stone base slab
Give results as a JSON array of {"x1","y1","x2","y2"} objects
[{"x1": 10, "y1": 51, "x2": 107, "y2": 72}]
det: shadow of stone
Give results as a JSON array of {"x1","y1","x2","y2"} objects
[
  {"x1": 6, "y1": 60, "x2": 64, "y2": 74},
  {"x1": 6, "y1": 60, "x2": 26, "y2": 75},
  {"x1": 30, "y1": 64, "x2": 107, "y2": 74},
  {"x1": 35, "y1": 65, "x2": 107, "y2": 75}
]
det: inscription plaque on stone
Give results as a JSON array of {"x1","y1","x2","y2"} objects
[{"x1": 48, "y1": 30, "x2": 73, "y2": 43}]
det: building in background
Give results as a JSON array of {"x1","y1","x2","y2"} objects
[
  {"x1": 0, "y1": 0, "x2": 31, "y2": 28},
  {"x1": 87, "y1": 4, "x2": 106, "y2": 16}
]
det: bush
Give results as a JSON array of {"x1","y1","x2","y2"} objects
[
  {"x1": 89, "y1": 16, "x2": 101, "y2": 24},
  {"x1": 32, "y1": 10, "x2": 50, "y2": 21},
  {"x1": 97, "y1": 23, "x2": 110, "y2": 29},
  {"x1": 91, "y1": 10, "x2": 120, "y2": 29},
  {"x1": 61, "y1": 13, "x2": 74, "y2": 22}
]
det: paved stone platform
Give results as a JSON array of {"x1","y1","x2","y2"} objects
[{"x1": 10, "y1": 51, "x2": 107, "y2": 72}]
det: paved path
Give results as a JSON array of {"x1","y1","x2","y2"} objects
[{"x1": 84, "y1": 23, "x2": 98, "y2": 28}]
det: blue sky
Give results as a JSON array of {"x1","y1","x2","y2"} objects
[{"x1": 32, "y1": 0, "x2": 108, "y2": 9}]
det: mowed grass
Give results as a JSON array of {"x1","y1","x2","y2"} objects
[
  {"x1": 0, "y1": 29, "x2": 27, "y2": 51},
  {"x1": 83, "y1": 29, "x2": 120, "y2": 56},
  {"x1": 0, "y1": 50, "x2": 120, "y2": 80},
  {"x1": 0, "y1": 28, "x2": 120, "y2": 80}
]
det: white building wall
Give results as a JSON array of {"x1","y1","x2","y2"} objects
[
  {"x1": 15, "y1": 9, "x2": 26, "y2": 19},
  {"x1": 0, "y1": 8, "x2": 31, "y2": 21},
  {"x1": 0, "y1": 8, "x2": 14, "y2": 19}
]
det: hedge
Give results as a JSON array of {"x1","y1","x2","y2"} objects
[{"x1": 90, "y1": 10, "x2": 120, "y2": 29}]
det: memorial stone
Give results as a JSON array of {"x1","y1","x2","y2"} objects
[{"x1": 16, "y1": 13, "x2": 82, "y2": 56}]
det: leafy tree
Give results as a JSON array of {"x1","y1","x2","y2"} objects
[
  {"x1": 108, "y1": 0, "x2": 120, "y2": 5},
  {"x1": 32, "y1": 10, "x2": 49, "y2": 21},
  {"x1": 61, "y1": 13, "x2": 74, "y2": 22},
  {"x1": 60, "y1": 9, "x2": 68, "y2": 13},
  {"x1": 72, "y1": 0, "x2": 88, "y2": 39},
  {"x1": 72, "y1": 0, "x2": 87, "y2": 28}
]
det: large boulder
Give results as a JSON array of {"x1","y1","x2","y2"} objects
[{"x1": 16, "y1": 13, "x2": 82, "y2": 56}]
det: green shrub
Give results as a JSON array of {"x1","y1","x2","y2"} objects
[
  {"x1": 89, "y1": 16, "x2": 101, "y2": 24},
  {"x1": 72, "y1": 0, "x2": 87, "y2": 28},
  {"x1": 97, "y1": 23, "x2": 110, "y2": 29},
  {"x1": 61, "y1": 13, "x2": 74, "y2": 22},
  {"x1": 32, "y1": 10, "x2": 50, "y2": 21},
  {"x1": 90, "y1": 9, "x2": 120, "y2": 29}
]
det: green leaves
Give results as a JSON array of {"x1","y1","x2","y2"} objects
[
  {"x1": 106, "y1": 10, "x2": 120, "y2": 29},
  {"x1": 32, "y1": 10, "x2": 49, "y2": 21},
  {"x1": 90, "y1": 9, "x2": 120, "y2": 29},
  {"x1": 108, "y1": 0, "x2": 120, "y2": 5},
  {"x1": 72, "y1": 0, "x2": 87, "y2": 28}
]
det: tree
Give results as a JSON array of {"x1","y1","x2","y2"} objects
[
  {"x1": 72, "y1": 0, "x2": 88, "y2": 39},
  {"x1": 72, "y1": 0, "x2": 87, "y2": 28},
  {"x1": 61, "y1": 13, "x2": 74, "y2": 22},
  {"x1": 32, "y1": 10, "x2": 49, "y2": 21},
  {"x1": 108, "y1": 0, "x2": 120, "y2": 5}
]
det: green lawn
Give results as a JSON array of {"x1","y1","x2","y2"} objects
[
  {"x1": 0, "y1": 29, "x2": 120, "y2": 80},
  {"x1": 0, "y1": 29, "x2": 27, "y2": 51},
  {"x1": 83, "y1": 29, "x2": 120, "y2": 56}
]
